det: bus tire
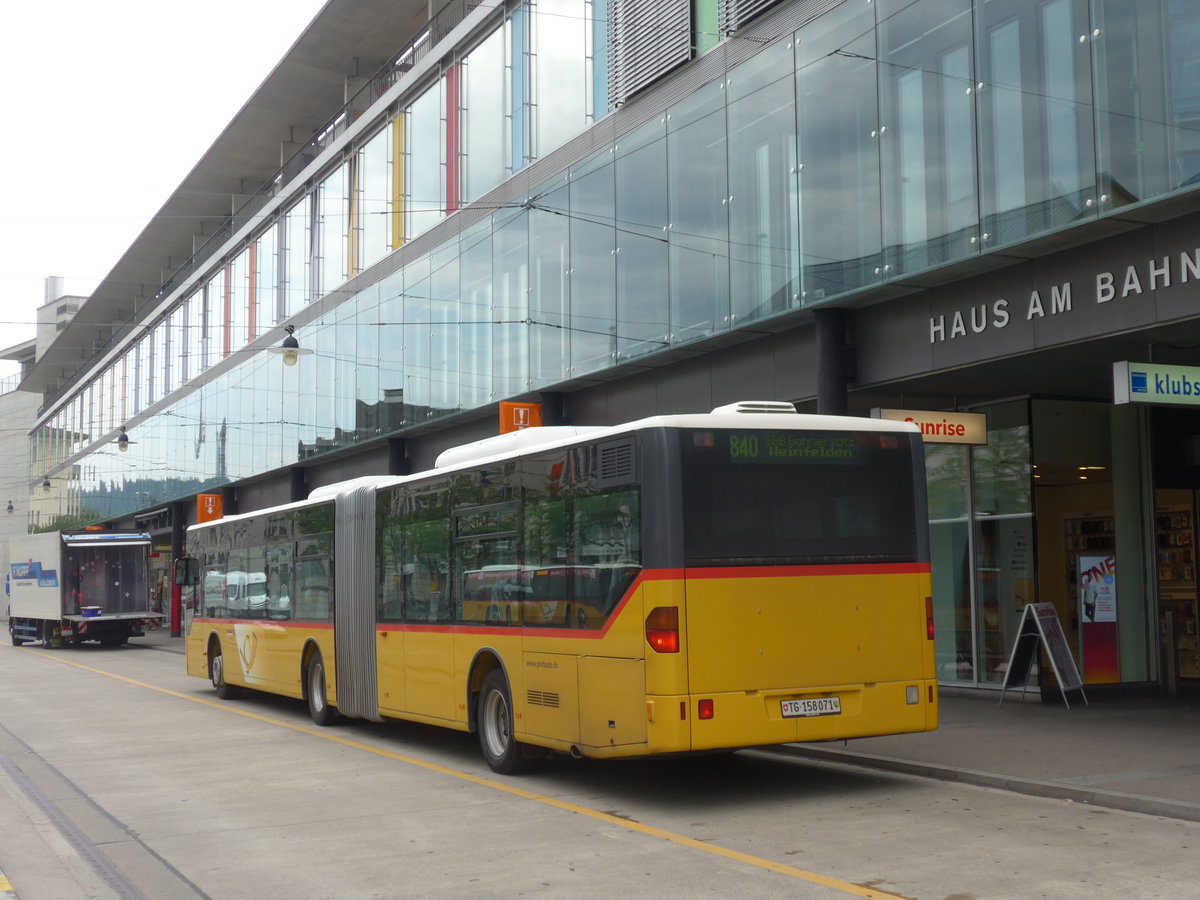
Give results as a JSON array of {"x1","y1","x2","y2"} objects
[
  {"x1": 305, "y1": 650, "x2": 337, "y2": 726},
  {"x1": 210, "y1": 641, "x2": 242, "y2": 700},
  {"x1": 478, "y1": 670, "x2": 531, "y2": 774}
]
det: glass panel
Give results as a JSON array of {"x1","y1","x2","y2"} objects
[
  {"x1": 459, "y1": 221, "x2": 493, "y2": 408},
  {"x1": 403, "y1": 254, "x2": 432, "y2": 418},
  {"x1": 931, "y1": 518, "x2": 974, "y2": 681},
  {"x1": 160, "y1": 311, "x2": 175, "y2": 399},
  {"x1": 318, "y1": 162, "x2": 348, "y2": 296},
  {"x1": 334, "y1": 302, "x2": 358, "y2": 444},
  {"x1": 615, "y1": 125, "x2": 669, "y2": 360},
  {"x1": 976, "y1": 0, "x2": 1096, "y2": 246},
  {"x1": 257, "y1": 223, "x2": 279, "y2": 328},
  {"x1": 1093, "y1": 0, "x2": 1200, "y2": 206},
  {"x1": 378, "y1": 270, "x2": 406, "y2": 433},
  {"x1": 464, "y1": 26, "x2": 508, "y2": 201},
  {"x1": 796, "y1": 3, "x2": 882, "y2": 304},
  {"x1": 493, "y1": 210, "x2": 528, "y2": 400},
  {"x1": 429, "y1": 241, "x2": 460, "y2": 414},
  {"x1": 975, "y1": 515, "x2": 1035, "y2": 684},
  {"x1": 728, "y1": 61, "x2": 797, "y2": 323},
  {"x1": 925, "y1": 441, "x2": 973, "y2": 682},
  {"x1": 533, "y1": 0, "x2": 590, "y2": 157},
  {"x1": 229, "y1": 247, "x2": 250, "y2": 352},
  {"x1": 283, "y1": 194, "x2": 311, "y2": 316},
  {"x1": 568, "y1": 161, "x2": 615, "y2": 375},
  {"x1": 973, "y1": 401, "x2": 1032, "y2": 518},
  {"x1": 529, "y1": 179, "x2": 571, "y2": 385},
  {"x1": 667, "y1": 87, "x2": 728, "y2": 344},
  {"x1": 878, "y1": 0, "x2": 978, "y2": 275},
  {"x1": 407, "y1": 83, "x2": 443, "y2": 238},
  {"x1": 509, "y1": 6, "x2": 532, "y2": 172},
  {"x1": 360, "y1": 126, "x2": 392, "y2": 270},
  {"x1": 972, "y1": 399, "x2": 1033, "y2": 684}
]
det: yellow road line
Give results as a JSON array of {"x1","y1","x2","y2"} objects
[{"x1": 32, "y1": 651, "x2": 907, "y2": 900}]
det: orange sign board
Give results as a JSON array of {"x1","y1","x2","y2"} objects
[
  {"x1": 196, "y1": 493, "x2": 224, "y2": 523},
  {"x1": 499, "y1": 401, "x2": 543, "y2": 434}
]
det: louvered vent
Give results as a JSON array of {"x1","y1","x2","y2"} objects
[
  {"x1": 719, "y1": 0, "x2": 788, "y2": 35},
  {"x1": 608, "y1": 0, "x2": 693, "y2": 107},
  {"x1": 597, "y1": 439, "x2": 636, "y2": 487},
  {"x1": 527, "y1": 690, "x2": 561, "y2": 708}
]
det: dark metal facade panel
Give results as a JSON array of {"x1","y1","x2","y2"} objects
[{"x1": 607, "y1": 0, "x2": 694, "y2": 106}]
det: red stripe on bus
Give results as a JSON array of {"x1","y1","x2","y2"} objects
[
  {"x1": 683, "y1": 562, "x2": 930, "y2": 578},
  {"x1": 195, "y1": 562, "x2": 926, "y2": 639},
  {"x1": 192, "y1": 618, "x2": 334, "y2": 629}
]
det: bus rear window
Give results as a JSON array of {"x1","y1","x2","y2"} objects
[{"x1": 680, "y1": 429, "x2": 921, "y2": 566}]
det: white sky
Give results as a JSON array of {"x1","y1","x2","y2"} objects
[{"x1": 0, "y1": 0, "x2": 329, "y2": 379}]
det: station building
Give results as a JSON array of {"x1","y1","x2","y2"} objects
[{"x1": 17, "y1": 0, "x2": 1200, "y2": 694}]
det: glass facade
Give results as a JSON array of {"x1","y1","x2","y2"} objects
[{"x1": 30, "y1": 0, "x2": 1200, "y2": 536}]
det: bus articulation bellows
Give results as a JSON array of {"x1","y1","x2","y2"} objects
[{"x1": 179, "y1": 402, "x2": 937, "y2": 773}]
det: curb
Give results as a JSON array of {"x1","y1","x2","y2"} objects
[{"x1": 769, "y1": 744, "x2": 1200, "y2": 824}]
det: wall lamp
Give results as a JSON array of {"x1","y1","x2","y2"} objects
[
  {"x1": 6, "y1": 500, "x2": 13, "y2": 514},
  {"x1": 41, "y1": 476, "x2": 51, "y2": 493},
  {"x1": 116, "y1": 425, "x2": 136, "y2": 452},
  {"x1": 270, "y1": 324, "x2": 312, "y2": 367}
]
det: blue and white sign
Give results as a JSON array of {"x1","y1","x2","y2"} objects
[{"x1": 1114, "y1": 361, "x2": 1200, "y2": 407}]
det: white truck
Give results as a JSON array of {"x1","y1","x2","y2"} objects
[{"x1": 7, "y1": 530, "x2": 158, "y2": 647}]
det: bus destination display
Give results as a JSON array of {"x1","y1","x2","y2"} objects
[{"x1": 725, "y1": 431, "x2": 861, "y2": 464}]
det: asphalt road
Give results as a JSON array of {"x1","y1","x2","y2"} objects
[{"x1": 1, "y1": 635, "x2": 1197, "y2": 900}]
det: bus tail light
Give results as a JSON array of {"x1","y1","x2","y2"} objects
[
  {"x1": 645, "y1": 606, "x2": 679, "y2": 653},
  {"x1": 698, "y1": 699, "x2": 714, "y2": 720},
  {"x1": 925, "y1": 596, "x2": 935, "y2": 640}
]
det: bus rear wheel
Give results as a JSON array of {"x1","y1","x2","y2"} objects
[
  {"x1": 210, "y1": 642, "x2": 242, "y2": 700},
  {"x1": 305, "y1": 651, "x2": 336, "y2": 726},
  {"x1": 478, "y1": 670, "x2": 532, "y2": 774}
]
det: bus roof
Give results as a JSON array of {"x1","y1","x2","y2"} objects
[{"x1": 188, "y1": 403, "x2": 920, "y2": 531}]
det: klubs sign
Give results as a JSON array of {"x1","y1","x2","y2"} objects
[{"x1": 1114, "y1": 361, "x2": 1200, "y2": 407}]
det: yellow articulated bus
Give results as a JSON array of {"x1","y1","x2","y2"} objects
[{"x1": 180, "y1": 401, "x2": 937, "y2": 773}]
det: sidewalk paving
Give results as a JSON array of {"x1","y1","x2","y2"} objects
[{"x1": 780, "y1": 686, "x2": 1200, "y2": 822}]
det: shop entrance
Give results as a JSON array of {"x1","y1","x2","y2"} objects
[
  {"x1": 1152, "y1": 409, "x2": 1200, "y2": 693},
  {"x1": 929, "y1": 397, "x2": 1155, "y2": 690}
]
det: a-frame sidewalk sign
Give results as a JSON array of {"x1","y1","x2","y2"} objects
[{"x1": 999, "y1": 602, "x2": 1089, "y2": 709}]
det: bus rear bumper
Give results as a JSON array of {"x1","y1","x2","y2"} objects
[{"x1": 648, "y1": 679, "x2": 939, "y2": 753}]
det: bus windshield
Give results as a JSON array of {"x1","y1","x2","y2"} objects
[{"x1": 679, "y1": 428, "x2": 921, "y2": 566}]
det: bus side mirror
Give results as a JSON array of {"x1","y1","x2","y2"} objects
[{"x1": 174, "y1": 557, "x2": 200, "y2": 587}]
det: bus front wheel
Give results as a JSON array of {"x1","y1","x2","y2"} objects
[
  {"x1": 210, "y1": 642, "x2": 242, "y2": 700},
  {"x1": 477, "y1": 670, "x2": 532, "y2": 774},
  {"x1": 305, "y1": 651, "x2": 336, "y2": 726}
]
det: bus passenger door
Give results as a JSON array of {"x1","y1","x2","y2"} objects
[{"x1": 376, "y1": 628, "x2": 406, "y2": 713}]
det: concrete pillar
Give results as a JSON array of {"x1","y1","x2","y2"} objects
[
  {"x1": 539, "y1": 392, "x2": 567, "y2": 426},
  {"x1": 388, "y1": 438, "x2": 411, "y2": 476},
  {"x1": 814, "y1": 308, "x2": 851, "y2": 416},
  {"x1": 290, "y1": 467, "x2": 308, "y2": 503}
]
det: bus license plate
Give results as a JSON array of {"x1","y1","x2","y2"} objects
[{"x1": 781, "y1": 697, "x2": 841, "y2": 718}]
